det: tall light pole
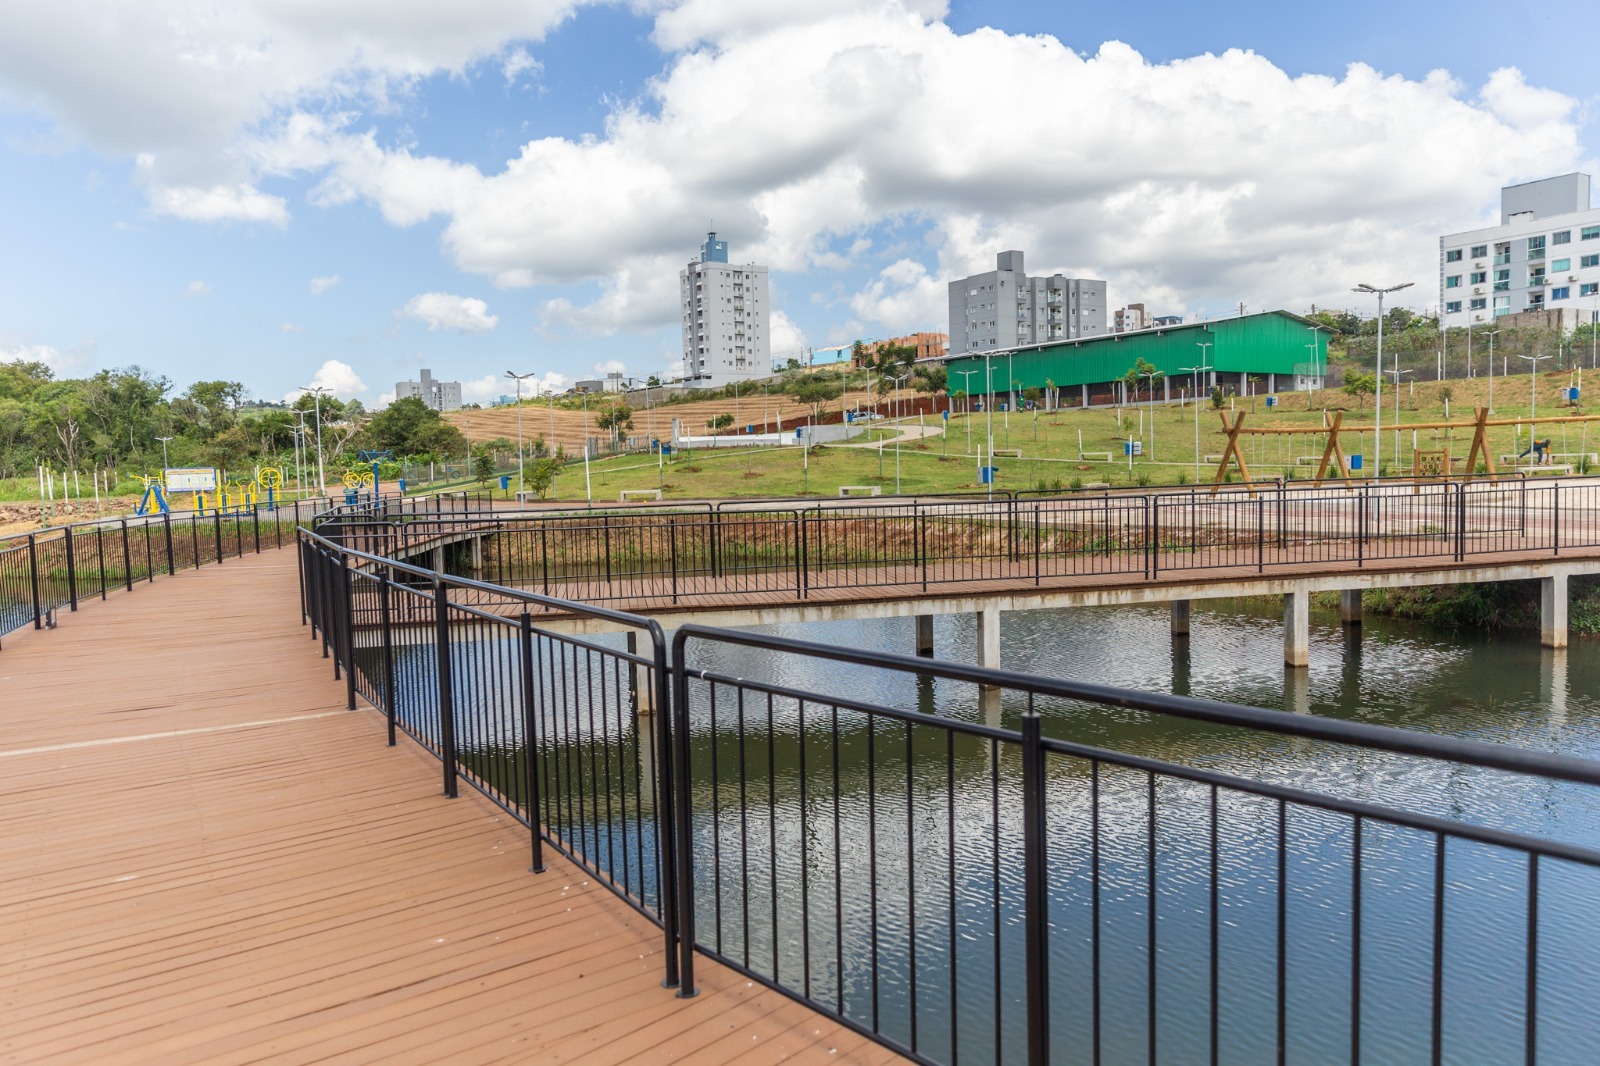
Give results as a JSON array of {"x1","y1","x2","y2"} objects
[
  {"x1": 1483, "y1": 329, "x2": 1502, "y2": 413},
  {"x1": 1138, "y1": 369, "x2": 1160, "y2": 462},
  {"x1": 505, "y1": 370, "x2": 535, "y2": 498},
  {"x1": 892, "y1": 371, "x2": 910, "y2": 494},
  {"x1": 1519, "y1": 352, "x2": 1553, "y2": 468},
  {"x1": 1386, "y1": 367, "x2": 1414, "y2": 468},
  {"x1": 983, "y1": 353, "x2": 995, "y2": 499},
  {"x1": 1182, "y1": 344, "x2": 1212, "y2": 485},
  {"x1": 156, "y1": 435, "x2": 174, "y2": 471},
  {"x1": 1352, "y1": 281, "x2": 1414, "y2": 478},
  {"x1": 1305, "y1": 323, "x2": 1323, "y2": 408},
  {"x1": 302, "y1": 385, "x2": 329, "y2": 496},
  {"x1": 955, "y1": 367, "x2": 979, "y2": 467}
]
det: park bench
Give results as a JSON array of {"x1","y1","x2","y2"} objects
[
  {"x1": 838, "y1": 485, "x2": 882, "y2": 497},
  {"x1": 1078, "y1": 451, "x2": 1113, "y2": 462},
  {"x1": 619, "y1": 489, "x2": 663, "y2": 503}
]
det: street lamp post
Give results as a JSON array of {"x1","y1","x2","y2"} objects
[
  {"x1": 156, "y1": 436, "x2": 174, "y2": 471},
  {"x1": 1182, "y1": 343, "x2": 1212, "y2": 485},
  {"x1": 1352, "y1": 281, "x2": 1414, "y2": 479},
  {"x1": 1519, "y1": 352, "x2": 1553, "y2": 469},
  {"x1": 955, "y1": 368, "x2": 979, "y2": 471},
  {"x1": 505, "y1": 370, "x2": 535, "y2": 499},
  {"x1": 302, "y1": 385, "x2": 330, "y2": 496},
  {"x1": 1138, "y1": 370, "x2": 1160, "y2": 462},
  {"x1": 983, "y1": 353, "x2": 995, "y2": 499},
  {"x1": 892, "y1": 371, "x2": 910, "y2": 494},
  {"x1": 1385, "y1": 367, "x2": 1414, "y2": 468},
  {"x1": 1483, "y1": 330, "x2": 1502, "y2": 413}
]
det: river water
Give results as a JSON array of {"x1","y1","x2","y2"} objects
[{"x1": 402, "y1": 598, "x2": 1600, "y2": 1064}]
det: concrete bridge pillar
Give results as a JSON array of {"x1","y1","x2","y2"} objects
[
  {"x1": 1541, "y1": 573, "x2": 1568, "y2": 649},
  {"x1": 915, "y1": 614, "x2": 935, "y2": 658},
  {"x1": 627, "y1": 631, "x2": 654, "y2": 715},
  {"x1": 470, "y1": 535, "x2": 484, "y2": 574},
  {"x1": 1283, "y1": 590, "x2": 1310, "y2": 669},
  {"x1": 976, "y1": 606, "x2": 1001, "y2": 716},
  {"x1": 1339, "y1": 589, "x2": 1363, "y2": 626},
  {"x1": 1170, "y1": 599, "x2": 1191, "y2": 637},
  {"x1": 430, "y1": 546, "x2": 445, "y2": 574}
]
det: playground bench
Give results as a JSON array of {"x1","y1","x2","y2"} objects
[
  {"x1": 1078, "y1": 451, "x2": 1113, "y2": 462},
  {"x1": 619, "y1": 489, "x2": 663, "y2": 503},
  {"x1": 992, "y1": 448, "x2": 1023, "y2": 458},
  {"x1": 838, "y1": 485, "x2": 882, "y2": 497}
]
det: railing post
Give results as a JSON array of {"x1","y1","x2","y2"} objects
[
  {"x1": 602, "y1": 513, "x2": 613, "y2": 585},
  {"x1": 213, "y1": 509, "x2": 224, "y2": 564},
  {"x1": 1021, "y1": 711, "x2": 1049, "y2": 1066},
  {"x1": 1257, "y1": 495, "x2": 1265, "y2": 573},
  {"x1": 253, "y1": 507, "x2": 261, "y2": 554},
  {"x1": 340, "y1": 554, "x2": 357, "y2": 711},
  {"x1": 1553, "y1": 480, "x2": 1560, "y2": 556},
  {"x1": 649, "y1": 628, "x2": 682, "y2": 990},
  {"x1": 164, "y1": 512, "x2": 175, "y2": 575},
  {"x1": 918, "y1": 504, "x2": 928, "y2": 592},
  {"x1": 799, "y1": 511, "x2": 809, "y2": 599},
  {"x1": 95, "y1": 527, "x2": 107, "y2": 600},
  {"x1": 1034, "y1": 505, "x2": 1042, "y2": 585},
  {"x1": 26, "y1": 534, "x2": 42, "y2": 630},
  {"x1": 64, "y1": 527, "x2": 78, "y2": 612},
  {"x1": 1455, "y1": 480, "x2": 1467, "y2": 562},
  {"x1": 668, "y1": 516, "x2": 679, "y2": 605},
  {"x1": 433, "y1": 576, "x2": 459, "y2": 798},
  {"x1": 1148, "y1": 498, "x2": 1158, "y2": 580},
  {"x1": 120, "y1": 519, "x2": 134, "y2": 591},
  {"x1": 517, "y1": 612, "x2": 545, "y2": 874},
  {"x1": 380, "y1": 571, "x2": 397, "y2": 746},
  {"x1": 669, "y1": 638, "x2": 697, "y2": 997},
  {"x1": 1357, "y1": 486, "x2": 1367, "y2": 568}
]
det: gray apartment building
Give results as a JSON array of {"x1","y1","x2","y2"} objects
[
  {"x1": 947, "y1": 250, "x2": 1106, "y2": 355},
  {"x1": 679, "y1": 232, "x2": 771, "y2": 388},
  {"x1": 1440, "y1": 173, "x2": 1600, "y2": 329},
  {"x1": 394, "y1": 368, "x2": 463, "y2": 412}
]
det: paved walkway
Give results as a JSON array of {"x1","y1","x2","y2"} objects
[{"x1": 0, "y1": 551, "x2": 897, "y2": 1064}]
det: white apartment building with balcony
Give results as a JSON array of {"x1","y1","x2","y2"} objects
[
  {"x1": 679, "y1": 232, "x2": 771, "y2": 388},
  {"x1": 947, "y1": 250, "x2": 1106, "y2": 354},
  {"x1": 1440, "y1": 174, "x2": 1600, "y2": 329}
]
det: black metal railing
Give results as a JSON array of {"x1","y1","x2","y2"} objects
[
  {"x1": 0, "y1": 490, "x2": 489, "y2": 649},
  {"x1": 315, "y1": 477, "x2": 1600, "y2": 612},
  {"x1": 298, "y1": 513, "x2": 1600, "y2": 1065}
]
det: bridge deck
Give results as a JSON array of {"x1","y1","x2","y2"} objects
[{"x1": 0, "y1": 552, "x2": 897, "y2": 1064}]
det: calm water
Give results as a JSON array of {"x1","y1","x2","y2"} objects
[{"x1": 402, "y1": 600, "x2": 1600, "y2": 1064}]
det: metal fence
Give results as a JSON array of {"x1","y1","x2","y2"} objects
[
  {"x1": 0, "y1": 491, "x2": 489, "y2": 649},
  {"x1": 312, "y1": 477, "x2": 1600, "y2": 612},
  {"x1": 296, "y1": 516, "x2": 1600, "y2": 1066}
]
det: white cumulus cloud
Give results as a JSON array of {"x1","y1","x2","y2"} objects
[
  {"x1": 400, "y1": 292, "x2": 499, "y2": 332},
  {"x1": 183, "y1": 280, "x2": 211, "y2": 299},
  {"x1": 309, "y1": 274, "x2": 341, "y2": 295},
  {"x1": 284, "y1": 359, "x2": 366, "y2": 402}
]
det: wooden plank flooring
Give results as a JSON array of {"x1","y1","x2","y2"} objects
[{"x1": 0, "y1": 552, "x2": 900, "y2": 1064}]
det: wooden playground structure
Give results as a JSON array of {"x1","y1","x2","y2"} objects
[{"x1": 1210, "y1": 406, "x2": 1600, "y2": 491}]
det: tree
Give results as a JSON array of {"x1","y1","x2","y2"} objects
[
  {"x1": 470, "y1": 445, "x2": 495, "y2": 486},
  {"x1": 366, "y1": 396, "x2": 467, "y2": 459},
  {"x1": 1122, "y1": 358, "x2": 1163, "y2": 403},
  {"x1": 787, "y1": 376, "x2": 843, "y2": 421},
  {"x1": 594, "y1": 400, "x2": 634, "y2": 449},
  {"x1": 912, "y1": 364, "x2": 947, "y2": 394},
  {"x1": 1342, "y1": 369, "x2": 1377, "y2": 410},
  {"x1": 706, "y1": 412, "x2": 735, "y2": 432}
]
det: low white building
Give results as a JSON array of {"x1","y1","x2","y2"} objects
[{"x1": 1440, "y1": 174, "x2": 1600, "y2": 329}]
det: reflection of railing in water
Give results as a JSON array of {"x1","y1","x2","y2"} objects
[
  {"x1": 317, "y1": 478, "x2": 1600, "y2": 612},
  {"x1": 302, "y1": 519, "x2": 1600, "y2": 1065}
]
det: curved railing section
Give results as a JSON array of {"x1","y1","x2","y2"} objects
[{"x1": 300, "y1": 493, "x2": 1600, "y2": 1066}]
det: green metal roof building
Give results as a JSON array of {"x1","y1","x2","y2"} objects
[{"x1": 944, "y1": 310, "x2": 1329, "y2": 404}]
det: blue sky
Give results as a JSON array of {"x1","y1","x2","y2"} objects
[{"x1": 0, "y1": 1, "x2": 1593, "y2": 407}]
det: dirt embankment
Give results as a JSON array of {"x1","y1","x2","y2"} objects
[{"x1": 0, "y1": 496, "x2": 143, "y2": 538}]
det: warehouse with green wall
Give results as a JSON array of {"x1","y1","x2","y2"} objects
[{"x1": 944, "y1": 311, "x2": 1329, "y2": 405}]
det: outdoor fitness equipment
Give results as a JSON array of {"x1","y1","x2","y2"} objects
[{"x1": 134, "y1": 473, "x2": 171, "y2": 516}]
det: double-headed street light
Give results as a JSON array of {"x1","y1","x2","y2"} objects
[
  {"x1": 1386, "y1": 367, "x2": 1414, "y2": 467},
  {"x1": 1519, "y1": 352, "x2": 1553, "y2": 468},
  {"x1": 955, "y1": 367, "x2": 979, "y2": 469},
  {"x1": 1352, "y1": 282, "x2": 1413, "y2": 478},
  {"x1": 156, "y1": 436, "x2": 174, "y2": 471},
  {"x1": 1182, "y1": 340, "x2": 1213, "y2": 484},
  {"x1": 1482, "y1": 329, "x2": 1502, "y2": 413},
  {"x1": 505, "y1": 370, "x2": 536, "y2": 498},
  {"x1": 301, "y1": 385, "x2": 330, "y2": 495}
]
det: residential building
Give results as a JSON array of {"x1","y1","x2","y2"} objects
[
  {"x1": 1114, "y1": 304, "x2": 1151, "y2": 333},
  {"x1": 394, "y1": 368, "x2": 462, "y2": 412},
  {"x1": 1440, "y1": 174, "x2": 1600, "y2": 329},
  {"x1": 679, "y1": 231, "x2": 771, "y2": 388},
  {"x1": 943, "y1": 311, "x2": 1328, "y2": 408},
  {"x1": 947, "y1": 251, "x2": 1106, "y2": 354},
  {"x1": 1152, "y1": 315, "x2": 1184, "y2": 327},
  {"x1": 862, "y1": 332, "x2": 949, "y2": 364}
]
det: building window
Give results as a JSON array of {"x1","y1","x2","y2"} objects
[
  {"x1": 1494, "y1": 268, "x2": 1510, "y2": 291},
  {"x1": 1445, "y1": 275, "x2": 1462, "y2": 288},
  {"x1": 1494, "y1": 295, "x2": 1511, "y2": 308},
  {"x1": 1529, "y1": 292, "x2": 1545, "y2": 307},
  {"x1": 1470, "y1": 297, "x2": 1487, "y2": 310},
  {"x1": 1528, "y1": 236, "x2": 1546, "y2": 258},
  {"x1": 1471, "y1": 271, "x2": 1487, "y2": 284},
  {"x1": 1584, "y1": 226, "x2": 1600, "y2": 241},
  {"x1": 1553, "y1": 258, "x2": 1571, "y2": 272},
  {"x1": 1582, "y1": 283, "x2": 1599, "y2": 297},
  {"x1": 1551, "y1": 287, "x2": 1571, "y2": 300},
  {"x1": 1445, "y1": 300, "x2": 1463, "y2": 313},
  {"x1": 1471, "y1": 244, "x2": 1488, "y2": 258},
  {"x1": 1553, "y1": 230, "x2": 1572, "y2": 245},
  {"x1": 1583, "y1": 254, "x2": 1600, "y2": 268},
  {"x1": 1445, "y1": 248, "x2": 1463, "y2": 263}
]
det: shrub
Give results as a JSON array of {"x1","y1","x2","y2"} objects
[{"x1": 1069, "y1": 476, "x2": 1084, "y2": 491}]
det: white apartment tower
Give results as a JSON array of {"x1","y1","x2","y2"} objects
[
  {"x1": 947, "y1": 251, "x2": 1107, "y2": 354},
  {"x1": 679, "y1": 232, "x2": 771, "y2": 388},
  {"x1": 1440, "y1": 174, "x2": 1600, "y2": 328},
  {"x1": 394, "y1": 368, "x2": 463, "y2": 412}
]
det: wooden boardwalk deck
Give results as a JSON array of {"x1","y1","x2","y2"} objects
[{"x1": 0, "y1": 551, "x2": 899, "y2": 1064}]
